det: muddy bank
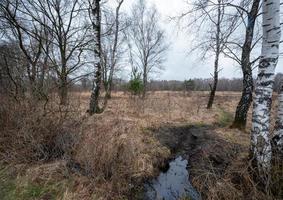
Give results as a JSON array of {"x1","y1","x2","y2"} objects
[{"x1": 147, "y1": 124, "x2": 243, "y2": 199}]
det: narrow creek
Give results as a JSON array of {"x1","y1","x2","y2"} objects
[{"x1": 144, "y1": 156, "x2": 201, "y2": 200}]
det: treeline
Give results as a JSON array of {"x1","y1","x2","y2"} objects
[
  {"x1": 146, "y1": 74, "x2": 283, "y2": 92},
  {"x1": 66, "y1": 73, "x2": 283, "y2": 92}
]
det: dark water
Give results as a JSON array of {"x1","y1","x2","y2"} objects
[{"x1": 145, "y1": 156, "x2": 201, "y2": 200}]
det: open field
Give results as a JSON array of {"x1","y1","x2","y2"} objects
[{"x1": 0, "y1": 91, "x2": 282, "y2": 200}]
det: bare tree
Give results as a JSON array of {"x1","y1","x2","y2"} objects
[
  {"x1": 101, "y1": 0, "x2": 125, "y2": 109},
  {"x1": 26, "y1": 0, "x2": 90, "y2": 105},
  {"x1": 1, "y1": 0, "x2": 91, "y2": 105},
  {"x1": 126, "y1": 0, "x2": 168, "y2": 98},
  {"x1": 0, "y1": 0, "x2": 45, "y2": 98},
  {"x1": 177, "y1": 0, "x2": 240, "y2": 109},
  {"x1": 251, "y1": 0, "x2": 281, "y2": 184},
  {"x1": 206, "y1": 0, "x2": 222, "y2": 109},
  {"x1": 0, "y1": 43, "x2": 26, "y2": 99},
  {"x1": 222, "y1": 0, "x2": 261, "y2": 130}
]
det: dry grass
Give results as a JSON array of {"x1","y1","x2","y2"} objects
[{"x1": 0, "y1": 91, "x2": 282, "y2": 199}]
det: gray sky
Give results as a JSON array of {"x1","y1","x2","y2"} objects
[{"x1": 114, "y1": 0, "x2": 283, "y2": 81}]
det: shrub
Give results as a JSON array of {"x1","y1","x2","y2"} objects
[
  {"x1": 0, "y1": 96, "x2": 80, "y2": 165},
  {"x1": 128, "y1": 68, "x2": 144, "y2": 96}
]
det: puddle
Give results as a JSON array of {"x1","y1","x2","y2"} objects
[{"x1": 144, "y1": 156, "x2": 201, "y2": 200}]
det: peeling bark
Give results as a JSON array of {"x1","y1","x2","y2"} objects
[{"x1": 251, "y1": 0, "x2": 281, "y2": 182}]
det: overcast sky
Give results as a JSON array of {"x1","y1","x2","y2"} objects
[{"x1": 113, "y1": 0, "x2": 283, "y2": 81}]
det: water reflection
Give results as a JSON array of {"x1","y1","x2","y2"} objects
[{"x1": 145, "y1": 156, "x2": 200, "y2": 200}]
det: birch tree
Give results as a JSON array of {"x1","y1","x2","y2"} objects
[
  {"x1": 273, "y1": 83, "x2": 283, "y2": 154},
  {"x1": 89, "y1": 0, "x2": 102, "y2": 114},
  {"x1": 176, "y1": 0, "x2": 239, "y2": 109},
  {"x1": 229, "y1": 0, "x2": 261, "y2": 130},
  {"x1": 251, "y1": 0, "x2": 281, "y2": 182},
  {"x1": 206, "y1": 0, "x2": 222, "y2": 109}
]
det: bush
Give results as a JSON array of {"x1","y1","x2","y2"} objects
[
  {"x1": 184, "y1": 79, "x2": 195, "y2": 91},
  {"x1": 128, "y1": 79, "x2": 144, "y2": 96},
  {"x1": 0, "y1": 96, "x2": 80, "y2": 165},
  {"x1": 128, "y1": 68, "x2": 144, "y2": 96}
]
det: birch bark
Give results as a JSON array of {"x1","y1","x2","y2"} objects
[
  {"x1": 273, "y1": 84, "x2": 283, "y2": 153},
  {"x1": 231, "y1": 0, "x2": 260, "y2": 130},
  {"x1": 251, "y1": 0, "x2": 281, "y2": 179}
]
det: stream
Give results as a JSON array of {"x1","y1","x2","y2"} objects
[{"x1": 144, "y1": 156, "x2": 201, "y2": 200}]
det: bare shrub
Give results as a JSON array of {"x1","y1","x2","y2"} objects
[{"x1": 0, "y1": 96, "x2": 81, "y2": 165}]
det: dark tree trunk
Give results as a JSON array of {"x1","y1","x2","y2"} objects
[
  {"x1": 231, "y1": 69, "x2": 253, "y2": 129},
  {"x1": 142, "y1": 71, "x2": 147, "y2": 98},
  {"x1": 59, "y1": 75, "x2": 68, "y2": 105},
  {"x1": 207, "y1": 1, "x2": 221, "y2": 109},
  {"x1": 207, "y1": 62, "x2": 219, "y2": 109},
  {"x1": 231, "y1": 0, "x2": 260, "y2": 130},
  {"x1": 89, "y1": 0, "x2": 102, "y2": 115},
  {"x1": 27, "y1": 63, "x2": 39, "y2": 99}
]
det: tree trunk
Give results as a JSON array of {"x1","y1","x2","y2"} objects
[
  {"x1": 59, "y1": 75, "x2": 68, "y2": 105},
  {"x1": 37, "y1": 60, "x2": 48, "y2": 100},
  {"x1": 232, "y1": 70, "x2": 253, "y2": 129},
  {"x1": 207, "y1": 1, "x2": 221, "y2": 109},
  {"x1": 89, "y1": 0, "x2": 102, "y2": 115},
  {"x1": 207, "y1": 62, "x2": 219, "y2": 109},
  {"x1": 251, "y1": 0, "x2": 281, "y2": 183},
  {"x1": 231, "y1": 0, "x2": 260, "y2": 130},
  {"x1": 142, "y1": 70, "x2": 147, "y2": 98},
  {"x1": 103, "y1": 0, "x2": 124, "y2": 103},
  {"x1": 27, "y1": 63, "x2": 38, "y2": 98},
  {"x1": 272, "y1": 83, "x2": 283, "y2": 154}
]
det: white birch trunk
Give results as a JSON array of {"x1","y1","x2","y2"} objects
[
  {"x1": 251, "y1": 0, "x2": 281, "y2": 177},
  {"x1": 273, "y1": 84, "x2": 283, "y2": 153}
]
